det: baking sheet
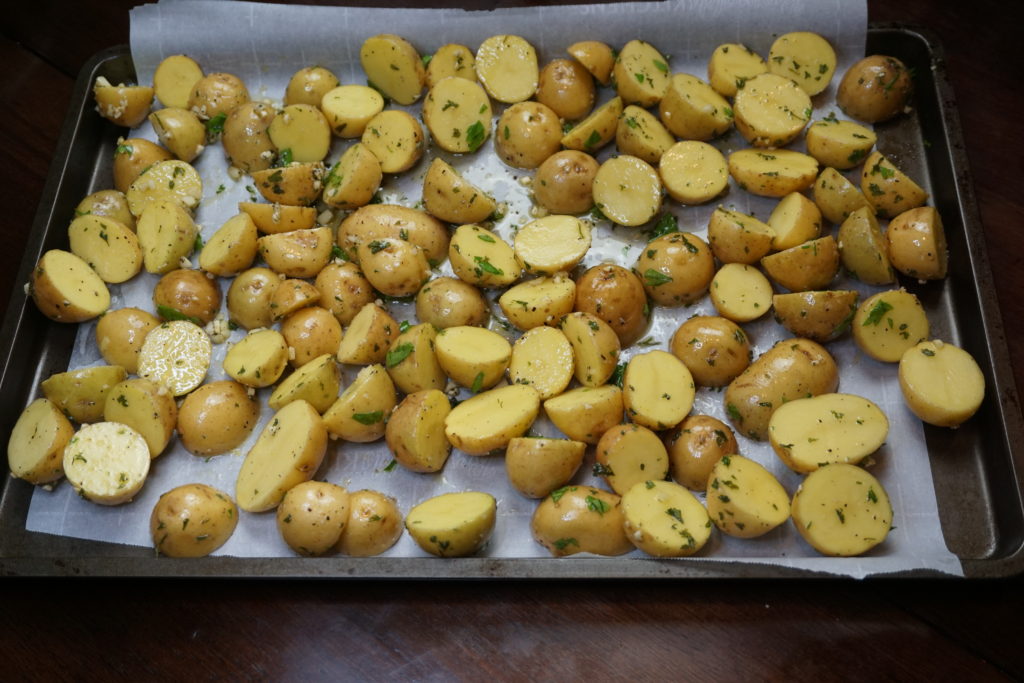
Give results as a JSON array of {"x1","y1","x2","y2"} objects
[{"x1": 18, "y1": 0, "x2": 968, "y2": 577}]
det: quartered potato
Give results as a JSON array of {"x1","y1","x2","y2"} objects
[
  {"x1": 559, "y1": 312, "x2": 620, "y2": 387},
  {"x1": 7, "y1": 398, "x2": 74, "y2": 485},
  {"x1": 335, "y1": 302, "x2": 399, "y2": 366},
  {"x1": 706, "y1": 455, "x2": 790, "y2": 538},
  {"x1": 544, "y1": 385, "x2": 623, "y2": 444},
  {"x1": 659, "y1": 141, "x2": 728, "y2": 205},
  {"x1": 669, "y1": 315, "x2": 751, "y2": 388},
  {"x1": 899, "y1": 340, "x2": 985, "y2": 427},
  {"x1": 574, "y1": 264, "x2": 648, "y2": 347},
  {"x1": 269, "y1": 278, "x2": 321, "y2": 322},
  {"x1": 386, "y1": 323, "x2": 447, "y2": 394},
  {"x1": 337, "y1": 490, "x2": 404, "y2": 557},
  {"x1": 814, "y1": 167, "x2": 872, "y2": 225},
  {"x1": 251, "y1": 162, "x2": 326, "y2": 206},
  {"x1": 622, "y1": 480, "x2": 712, "y2": 557},
  {"x1": 710, "y1": 263, "x2": 773, "y2": 323},
  {"x1": 385, "y1": 389, "x2": 452, "y2": 473},
  {"x1": 514, "y1": 215, "x2": 590, "y2": 275},
  {"x1": 422, "y1": 77, "x2": 492, "y2": 154},
  {"x1": 406, "y1": 491, "x2": 497, "y2": 557},
  {"x1": 93, "y1": 78, "x2": 154, "y2": 128},
  {"x1": 658, "y1": 73, "x2": 733, "y2": 141},
  {"x1": 499, "y1": 274, "x2": 576, "y2": 331},
  {"x1": 75, "y1": 189, "x2": 135, "y2": 232},
  {"x1": 268, "y1": 353, "x2": 341, "y2": 414},
  {"x1": 425, "y1": 43, "x2": 477, "y2": 87},
  {"x1": 176, "y1": 380, "x2": 260, "y2": 457},
  {"x1": 444, "y1": 384, "x2": 541, "y2": 455},
  {"x1": 767, "y1": 31, "x2": 837, "y2": 96},
  {"x1": 613, "y1": 40, "x2": 671, "y2": 107},
  {"x1": 138, "y1": 320, "x2": 212, "y2": 396},
  {"x1": 360, "y1": 34, "x2": 426, "y2": 105},
  {"x1": 505, "y1": 437, "x2": 585, "y2": 499},
  {"x1": 95, "y1": 308, "x2": 160, "y2": 374},
  {"x1": 324, "y1": 363, "x2": 397, "y2": 443},
  {"x1": 769, "y1": 393, "x2": 889, "y2": 472},
  {"x1": 258, "y1": 226, "x2": 334, "y2": 278},
  {"x1": 836, "y1": 206, "x2": 895, "y2": 285},
  {"x1": 224, "y1": 328, "x2": 289, "y2": 388},
  {"x1": 222, "y1": 102, "x2": 277, "y2": 174},
  {"x1": 148, "y1": 107, "x2": 206, "y2": 162},
  {"x1": 63, "y1": 421, "x2": 150, "y2": 505},
  {"x1": 617, "y1": 105, "x2": 674, "y2": 164},
  {"x1": 634, "y1": 231, "x2": 715, "y2": 306},
  {"x1": 507, "y1": 325, "x2": 574, "y2": 400},
  {"x1": 475, "y1": 34, "x2": 539, "y2": 104},
  {"x1": 733, "y1": 73, "x2": 812, "y2": 148},
  {"x1": 707, "y1": 43, "x2": 767, "y2": 98},
  {"x1": 664, "y1": 414, "x2": 738, "y2": 491},
  {"x1": 321, "y1": 85, "x2": 385, "y2": 139},
  {"x1": 435, "y1": 326, "x2": 512, "y2": 392},
  {"x1": 768, "y1": 191, "x2": 822, "y2": 251},
  {"x1": 852, "y1": 289, "x2": 930, "y2": 363},
  {"x1": 806, "y1": 116, "x2": 877, "y2": 170},
  {"x1": 567, "y1": 40, "x2": 615, "y2": 86},
  {"x1": 760, "y1": 236, "x2": 840, "y2": 293},
  {"x1": 706, "y1": 207, "x2": 775, "y2": 265},
  {"x1": 240, "y1": 203, "x2": 317, "y2": 236},
  {"x1": 773, "y1": 289, "x2": 859, "y2": 343},
  {"x1": 153, "y1": 54, "x2": 204, "y2": 109},
  {"x1": 532, "y1": 485, "x2": 631, "y2": 557},
  {"x1": 449, "y1": 224, "x2": 521, "y2": 288},
  {"x1": 268, "y1": 104, "x2": 332, "y2": 163},
  {"x1": 103, "y1": 378, "x2": 178, "y2": 458},
  {"x1": 199, "y1": 212, "x2": 258, "y2": 276},
  {"x1": 622, "y1": 350, "x2": 695, "y2": 431},
  {"x1": 276, "y1": 481, "x2": 350, "y2": 556},
  {"x1": 791, "y1": 463, "x2": 893, "y2": 556},
  {"x1": 595, "y1": 423, "x2": 670, "y2": 496},
  {"x1": 284, "y1": 66, "x2": 340, "y2": 107},
  {"x1": 860, "y1": 151, "x2": 927, "y2": 218},
  {"x1": 728, "y1": 148, "x2": 819, "y2": 197},
  {"x1": 561, "y1": 96, "x2": 622, "y2": 154},
  {"x1": 592, "y1": 155, "x2": 662, "y2": 227},
  {"x1": 30, "y1": 249, "x2": 111, "y2": 323},
  {"x1": 887, "y1": 206, "x2": 948, "y2": 281},
  {"x1": 421, "y1": 158, "x2": 495, "y2": 224}
]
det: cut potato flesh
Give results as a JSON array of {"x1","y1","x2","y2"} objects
[
  {"x1": 592, "y1": 155, "x2": 662, "y2": 227},
  {"x1": 138, "y1": 320, "x2": 212, "y2": 396},
  {"x1": 596, "y1": 423, "x2": 670, "y2": 495},
  {"x1": 385, "y1": 389, "x2": 451, "y2": 473},
  {"x1": 324, "y1": 363, "x2": 397, "y2": 444},
  {"x1": 224, "y1": 329, "x2": 289, "y2": 388},
  {"x1": 63, "y1": 422, "x2": 150, "y2": 505},
  {"x1": 68, "y1": 215, "x2": 141, "y2": 284},
  {"x1": 734, "y1": 73, "x2": 812, "y2": 147},
  {"x1": 7, "y1": 398, "x2": 74, "y2": 485},
  {"x1": 238, "y1": 202, "x2": 317, "y2": 234},
  {"x1": 321, "y1": 85, "x2": 385, "y2": 138},
  {"x1": 103, "y1": 378, "x2": 177, "y2": 458},
  {"x1": 806, "y1": 118, "x2": 877, "y2": 170},
  {"x1": 153, "y1": 54, "x2": 204, "y2": 109},
  {"x1": 268, "y1": 104, "x2": 331, "y2": 163},
  {"x1": 544, "y1": 385, "x2": 623, "y2": 444},
  {"x1": 421, "y1": 157, "x2": 495, "y2": 224},
  {"x1": 768, "y1": 31, "x2": 836, "y2": 96},
  {"x1": 613, "y1": 40, "x2": 671, "y2": 107},
  {"x1": 422, "y1": 78, "x2": 492, "y2": 154},
  {"x1": 475, "y1": 34, "x2": 538, "y2": 104},
  {"x1": 127, "y1": 160, "x2": 203, "y2": 217},
  {"x1": 769, "y1": 393, "x2": 889, "y2": 472},
  {"x1": 852, "y1": 289, "x2": 929, "y2": 363},
  {"x1": 361, "y1": 110, "x2": 425, "y2": 174},
  {"x1": 360, "y1": 34, "x2": 426, "y2": 105},
  {"x1": 435, "y1": 326, "x2": 511, "y2": 391},
  {"x1": 406, "y1": 491, "x2": 497, "y2": 557},
  {"x1": 707, "y1": 455, "x2": 790, "y2": 538},
  {"x1": 711, "y1": 263, "x2": 773, "y2": 323},
  {"x1": 621, "y1": 479, "x2": 712, "y2": 557},
  {"x1": 30, "y1": 249, "x2": 111, "y2": 323},
  {"x1": 268, "y1": 353, "x2": 341, "y2": 414},
  {"x1": 706, "y1": 207, "x2": 775, "y2": 265},
  {"x1": 561, "y1": 96, "x2": 622, "y2": 153},
  {"x1": 707, "y1": 43, "x2": 767, "y2": 98},
  {"x1": 658, "y1": 73, "x2": 733, "y2": 141},
  {"x1": 41, "y1": 365, "x2": 127, "y2": 424},
  {"x1": 444, "y1": 384, "x2": 540, "y2": 455},
  {"x1": 136, "y1": 200, "x2": 199, "y2": 274},
  {"x1": 768, "y1": 191, "x2": 822, "y2": 251},
  {"x1": 728, "y1": 149, "x2": 818, "y2": 198},
  {"x1": 622, "y1": 350, "x2": 695, "y2": 431},
  {"x1": 791, "y1": 463, "x2": 893, "y2": 556},
  {"x1": 514, "y1": 215, "x2": 591, "y2": 275},
  {"x1": 508, "y1": 325, "x2": 574, "y2": 400},
  {"x1": 898, "y1": 340, "x2": 985, "y2": 427},
  {"x1": 659, "y1": 141, "x2": 728, "y2": 205}
]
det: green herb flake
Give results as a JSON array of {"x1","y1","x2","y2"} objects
[
  {"x1": 592, "y1": 462, "x2": 615, "y2": 477},
  {"x1": 586, "y1": 495, "x2": 611, "y2": 515},
  {"x1": 550, "y1": 486, "x2": 570, "y2": 503},
  {"x1": 836, "y1": 508, "x2": 846, "y2": 524},
  {"x1": 610, "y1": 363, "x2": 626, "y2": 388},
  {"x1": 276, "y1": 148, "x2": 293, "y2": 167},
  {"x1": 157, "y1": 305, "x2": 201, "y2": 326},
  {"x1": 368, "y1": 239, "x2": 389, "y2": 254},
  {"x1": 383, "y1": 459, "x2": 398, "y2": 472},
  {"x1": 647, "y1": 213, "x2": 678, "y2": 241},
  {"x1": 643, "y1": 269, "x2": 673, "y2": 287},
  {"x1": 583, "y1": 129, "x2": 602, "y2": 151},
  {"x1": 352, "y1": 411, "x2": 383, "y2": 425},
  {"x1": 331, "y1": 244, "x2": 350, "y2": 262},
  {"x1": 867, "y1": 487, "x2": 879, "y2": 503},
  {"x1": 470, "y1": 371, "x2": 484, "y2": 393},
  {"x1": 466, "y1": 120, "x2": 486, "y2": 152},
  {"x1": 653, "y1": 59, "x2": 669, "y2": 74},
  {"x1": 921, "y1": 348, "x2": 936, "y2": 357},
  {"x1": 477, "y1": 233, "x2": 496, "y2": 243},
  {"x1": 666, "y1": 507, "x2": 684, "y2": 523},
  {"x1": 205, "y1": 112, "x2": 227, "y2": 136},
  {"x1": 553, "y1": 537, "x2": 579, "y2": 551},
  {"x1": 862, "y1": 300, "x2": 893, "y2": 326},
  {"x1": 473, "y1": 255, "x2": 503, "y2": 276},
  {"x1": 386, "y1": 342, "x2": 415, "y2": 367}
]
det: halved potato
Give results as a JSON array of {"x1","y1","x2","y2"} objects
[
  {"x1": 613, "y1": 40, "x2": 671, "y2": 107},
  {"x1": 622, "y1": 350, "x2": 695, "y2": 431},
  {"x1": 507, "y1": 325, "x2": 574, "y2": 400},
  {"x1": 806, "y1": 116, "x2": 877, "y2": 170},
  {"x1": 62, "y1": 421, "x2": 150, "y2": 505},
  {"x1": 335, "y1": 303, "x2": 399, "y2": 366},
  {"x1": 475, "y1": 34, "x2": 538, "y2": 103},
  {"x1": 560, "y1": 312, "x2": 620, "y2": 387},
  {"x1": 385, "y1": 389, "x2": 452, "y2": 473},
  {"x1": 622, "y1": 479, "x2": 712, "y2": 556},
  {"x1": 361, "y1": 34, "x2": 426, "y2": 105},
  {"x1": 93, "y1": 78, "x2": 154, "y2": 128},
  {"x1": 103, "y1": 378, "x2": 178, "y2": 458},
  {"x1": 772, "y1": 290, "x2": 859, "y2": 343},
  {"x1": 406, "y1": 491, "x2": 496, "y2": 557},
  {"x1": 425, "y1": 43, "x2": 477, "y2": 87},
  {"x1": 899, "y1": 340, "x2": 985, "y2": 427},
  {"x1": 659, "y1": 141, "x2": 728, "y2": 205},
  {"x1": 7, "y1": 398, "x2": 74, "y2": 485},
  {"x1": 268, "y1": 104, "x2": 331, "y2": 163},
  {"x1": 567, "y1": 41, "x2": 615, "y2": 85},
  {"x1": 768, "y1": 31, "x2": 836, "y2": 96},
  {"x1": 126, "y1": 160, "x2": 203, "y2": 217},
  {"x1": 322, "y1": 143, "x2": 382, "y2": 211},
  {"x1": 30, "y1": 249, "x2": 111, "y2": 323},
  {"x1": 435, "y1": 326, "x2": 511, "y2": 392},
  {"x1": 710, "y1": 263, "x2": 773, "y2": 323},
  {"x1": 136, "y1": 199, "x2": 198, "y2": 274},
  {"x1": 707, "y1": 42, "x2": 767, "y2": 97},
  {"x1": 421, "y1": 77, "x2": 492, "y2": 154},
  {"x1": 532, "y1": 485, "x2": 631, "y2": 557},
  {"x1": 886, "y1": 206, "x2": 948, "y2": 281},
  {"x1": 137, "y1": 320, "x2": 211, "y2": 397},
  {"x1": 658, "y1": 73, "x2": 733, "y2": 141},
  {"x1": 733, "y1": 73, "x2": 812, "y2": 148},
  {"x1": 514, "y1": 215, "x2": 591, "y2": 275},
  {"x1": 153, "y1": 54, "x2": 204, "y2": 109},
  {"x1": 251, "y1": 162, "x2": 326, "y2": 206},
  {"x1": 852, "y1": 289, "x2": 930, "y2": 363},
  {"x1": 386, "y1": 323, "x2": 446, "y2": 394},
  {"x1": 323, "y1": 363, "x2": 397, "y2": 443},
  {"x1": 544, "y1": 385, "x2": 623, "y2": 444},
  {"x1": 595, "y1": 423, "x2": 670, "y2": 495},
  {"x1": 268, "y1": 354, "x2": 341, "y2": 414},
  {"x1": 321, "y1": 85, "x2": 386, "y2": 138},
  {"x1": 616, "y1": 105, "x2": 674, "y2": 164},
  {"x1": 421, "y1": 158, "x2": 495, "y2": 224},
  {"x1": 791, "y1": 463, "x2": 893, "y2": 556},
  {"x1": 706, "y1": 455, "x2": 790, "y2": 538},
  {"x1": 707, "y1": 207, "x2": 775, "y2": 265},
  {"x1": 761, "y1": 236, "x2": 840, "y2": 292},
  {"x1": 728, "y1": 149, "x2": 818, "y2": 197},
  {"x1": 769, "y1": 393, "x2": 889, "y2": 472},
  {"x1": 148, "y1": 107, "x2": 206, "y2": 162},
  {"x1": 449, "y1": 224, "x2": 521, "y2": 288},
  {"x1": 505, "y1": 437, "x2": 585, "y2": 499},
  {"x1": 499, "y1": 274, "x2": 576, "y2": 330},
  {"x1": 239, "y1": 202, "x2": 317, "y2": 235},
  {"x1": 592, "y1": 155, "x2": 662, "y2": 227},
  {"x1": 444, "y1": 384, "x2": 541, "y2": 455}
]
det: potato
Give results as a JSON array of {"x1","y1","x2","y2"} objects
[
  {"x1": 567, "y1": 40, "x2": 615, "y2": 86},
  {"x1": 664, "y1": 414, "x2": 738, "y2": 491},
  {"x1": 224, "y1": 328, "x2": 289, "y2": 388},
  {"x1": 899, "y1": 340, "x2": 985, "y2": 427},
  {"x1": 724, "y1": 337, "x2": 839, "y2": 440},
  {"x1": 622, "y1": 479, "x2": 713, "y2": 557},
  {"x1": 360, "y1": 34, "x2": 426, "y2": 105},
  {"x1": 316, "y1": 262, "x2": 376, "y2": 326},
  {"x1": 270, "y1": 278, "x2": 320, "y2": 322},
  {"x1": 153, "y1": 54, "x2": 204, "y2": 109},
  {"x1": 337, "y1": 489, "x2": 404, "y2": 556},
  {"x1": 421, "y1": 158, "x2": 495, "y2": 224},
  {"x1": 614, "y1": 39, "x2": 670, "y2": 107},
  {"x1": 7, "y1": 398, "x2": 74, "y2": 485},
  {"x1": 68, "y1": 214, "x2": 141, "y2": 285},
  {"x1": 267, "y1": 104, "x2": 332, "y2": 164},
  {"x1": 728, "y1": 148, "x2": 818, "y2": 197},
  {"x1": 505, "y1": 437, "x2": 585, "y2": 499},
  {"x1": 95, "y1": 308, "x2": 160, "y2": 374},
  {"x1": 421, "y1": 77, "x2": 492, "y2": 154},
  {"x1": 837, "y1": 55, "x2": 913, "y2": 124},
  {"x1": 151, "y1": 484, "x2": 237, "y2": 557},
  {"x1": 768, "y1": 191, "x2": 822, "y2": 251},
  {"x1": 531, "y1": 485, "x2": 631, "y2": 557},
  {"x1": 356, "y1": 237, "x2": 430, "y2": 298},
  {"x1": 622, "y1": 351, "x2": 695, "y2": 431},
  {"x1": 449, "y1": 224, "x2": 521, "y2": 288},
  {"x1": 560, "y1": 312, "x2": 620, "y2": 387},
  {"x1": 761, "y1": 236, "x2": 840, "y2": 292},
  {"x1": 235, "y1": 400, "x2": 327, "y2": 512},
  {"x1": 127, "y1": 159, "x2": 203, "y2": 217},
  {"x1": 707, "y1": 42, "x2": 767, "y2": 97},
  {"x1": 361, "y1": 110, "x2": 425, "y2": 174},
  {"x1": 507, "y1": 325, "x2": 574, "y2": 400},
  {"x1": 499, "y1": 273, "x2": 576, "y2": 331},
  {"x1": 93, "y1": 78, "x2": 153, "y2": 128},
  {"x1": 574, "y1": 264, "x2": 648, "y2": 347},
  {"x1": 769, "y1": 393, "x2": 889, "y2": 473},
  {"x1": 710, "y1": 263, "x2": 773, "y2": 323},
  {"x1": 533, "y1": 150, "x2": 599, "y2": 215},
  {"x1": 595, "y1": 424, "x2": 670, "y2": 495},
  {"x1": 733, "y1": 73, "x2": 812, "y2": 148},
  {"x1": 669, "y1": 315, "x2": 751, "y2": 388},
  {"x1": 226, "y1": 267, "x2": 281, "y2": 330},
  {"x1": 258, "y1": 226, "x2": 333, "y2": 279},
  {"x1": 476, "y1": 34, "x2": 538, "y2": 103},
  {"x1": 416, "y1": 277, "x2": 489, "y2": 330},
  {"x1": 221, "y1": 102, "x2": 277, "y2": 174},
  {"x1": 435, "y1": 326, "x2": 511, "y2": 392},
  {"x1": 772, "y1": 290, "x2": 859, "y2": 343},
  {"x1": 444, "y1": 384, "x2": 540, "y2": 455},
  {"x1": 188, "y1": 71, "x2": 249, "y2": 121},
  {"x1": 560, "y1": 96, "x2": 622, "y2": 154},
  {"x1": 113, "y1": 138, "x2": 173, "y2": 195},
  {"x1": 537, "y1": 58, "x2": 595, "y2": 121},
  {"x1": 63, "y1": 421, "x2": 150, "y2": 505},
  {"x1": 251, "y1": 162, "x2": 326, "y2": 207},
  {"x1": 495, "y1": 101, "x2": 563, "y2": 170},
  {"x1": 768, "y1": 31, "x2": 836, "y2": 96},
  {"x1": 658, "y1": 73, "x2": 733, "y2": 141},
  {"x1": 284, "y1": 66, "x2": 339, "y2": 107},
  {"x1": 852, "y1": 289, "x2": 930, "y2": 363},
  {"x1": 386, "y1": 323, "x2": 446, "y2": 394},
  {"x1": 321, "y1": 141, "x2": 382, "y2": 208},
  {"x1": 514, "y1": 215, "x2": 590, "y2": 276},
  {"x1": 136, "y1": 199, "x2": 198, "y2": 274},
  {"x1": 148, "y1": 107, "x2": 205, "y2": 163},
  {"x1": 616, "y1": 105, "x2": 674, "y2": 165},
  {"x1": 338, "y1": 204, "x2": 449, "y2": 268},
  {"x1": 153, "y1": 269, "x2": 221, "y2": 326},
  {"x1": 635, "y1": 232, "x2": 715, "y2": 306},
  {"x1": 320, "y1": 85, "x2": 385, "y2": 139},
  {"x1": 276, "y1": 481, "x2": 350, "y2": 556},
  {"x1": 41, "y1": 365, "x2": 126, "y2": 424},
  {"x1": 861, "y1": 151, "x2": 928, "y2": 218},
  {"x1": 75, "y1": 189, "x2": 135, "y2": 232},
  {"x1": 406, "y1": 491, "x2": 497, "y2": 557},
  {"x1": 281, "y1": 306, "x2": 343, "y2": 368},
  {"x1": 323, "y1": 363, "x2": 397, "y2": 443},
  {"x1": 425, "y1": 43, "x2": 477, "y2": 87},
  {"x1": 791, "y1": 463, "x2": 893, "y2": 556},
  {"x1": 384, "y1": 389, "x2": 452, "y2": 473},
  {"x1": 837, "y1": 207, "x2": 895, "y2": 285},
  {"x1": 706, "y1": 455, "x2": 790, "y2": 538},
  {"x1": 814, "y1": 167, "x2": 871, "y2": 225},
  {"x1": 706, "y1": 207, "x2": 775, "y2": 265},
  {"x1": 544, "y1": 385, "x2": 623, "y2": 444},
  {"x1": 30, "y1": 249, "x2": 111, "y2": 323},
  {"x1": 335, "y1": 302, "x2": 399, "y2": 366},
  {"x1": 592, "y1": 155, "x2": 662, "y2": 227},
  {"x1": 659, "y1": 141, "x2": 729, "y2": 205},
  {"x1": 268, "y1": 354, "x2": 341, "y2": 414},
  {"x1": 806, "y1": 116, "x2": 877, "y2": 170},
  {"x1": 176, "y1": 380, "x2": 259, "y2": 457},
  {"x1": 199, "y1": 212, "x2": 258, "y2": 277},
  {"x1": 103, "y1": 378, "x2": 177, "y2": 458},
  {"x1": 887, "y1": 206, "x2": 948, "y2": 281},
  {"x1": 138, "y1": 320, "x2": 212, "y2": 396}
]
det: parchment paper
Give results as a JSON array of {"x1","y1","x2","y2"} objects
[{"x1": 26, "y1": 0, "x2": 963, "y2": 577}]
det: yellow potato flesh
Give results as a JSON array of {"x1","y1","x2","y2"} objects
[
  {"x1": 769, "y1": 393, "x2": 889, "y2": 472},
  {"x1": 406, "y1": 491, "x2": 496, "y2": 557}
]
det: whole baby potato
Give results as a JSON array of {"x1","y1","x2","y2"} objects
[
  {"x1": 663, "y1": 415, "x2": 739, "y2": 491},
  {"x1": 416, "y1": 277, "x2": 489, "y2": 329},
  {"x1": 153, "y1": 269, "x2": 222, "y2": 325},
  {"x1": 276, "y1": 481, "x2": 351, "y2": 556},
  {"x1": 635, "y1": 232, "x2": 715, "y2": 307},
  {"x1": 285, "y1": 66, "x2": 341, "y2": 106},
  {"x1": 281, "y1": 306, "x2": 343, "y2": 368},
  {"x1": 495, "y1": 101, "x2": 563, "y2": 169},
  {"x1": 337, "y1": 489, "x2": 404, "y2": 557},
  {"x1": 150, "y1": 483, "x2": 239, "y2": 558},
  {"x1": 536, "y1": 58, "x2": 595, "y2": 121},
  {"x1": 836, "y1": 55, "x2": 913, "y2": 123},
  {"x1": 315, "y1": 262, "x2": 376, "y2": 326},
  {"x1": 177, "y1": 380, "x2": 260, "y2": 456},
  {"x1": 670, "y1": 315, "x2": 751, "y2": 387},
  {"x1": 533, "y1": 150, "x2": 599, "y2": 215},
  {"x1": 227, "y1": 267, "x2": 281, "y2": 330},
  {"x1": 188, "y1": 72, "x2": 250, "y2": 121},
  {"x1": 95, "y1": 307, "x2": 160, "y2": 375},
  {"x1": 574, "y1": 263, "x2": 649, "y2": 347}
]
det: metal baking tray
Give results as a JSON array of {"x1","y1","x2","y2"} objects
[{"x1": 2, "y1": 25, "x2": 1022, "y2": 578}]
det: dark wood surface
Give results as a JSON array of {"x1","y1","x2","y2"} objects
[{"x1": 2, "y1": 1, "x2": 1023, "y2": 679}]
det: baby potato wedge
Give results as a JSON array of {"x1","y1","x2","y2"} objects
[
  {"x1": 614, "y1": 40, "x2": 670, "y2": 107},
  {"x1": 837, "y1": 206, "x2": 895, "y2": 285},
  {"x1": 664, "y1": 414, "x2": 738, "y2": 491},
  {"x1": 899, "y1": 340, "x2": 985, "y2": 428},
  {"x1": 561, "y1": 96, "x2": 622, "y2": 154},
  {"x1": 226, "y1": 267, "x2": 281, "y2": 330},
  {"x1": 316, "y1": 262, "x2": 377, "y2": 326},
  {"x1": 320, "y1": 85, "x2": 385, "y2": 139},
  {"x1": 7, "y1": 398, "x2": 74, "y2": 485},
  {"x1": 449, "y1": 224, "x2": 521, "y2": 288},
  {"x1": 103, "y1": 378, "x2": 178, "y2": 458},
  {"x1": 153, "y1": 54, "x2": 204, "y2": 109},
  {"x1": 151, "y1": 483, "x2": 238, "y2": 558},
  {"x1": 852, "y1": 289, "x2": 930, "y2": 363},
  {"x1": 728, "y1": 148, "x2": 818, "y2": 198},
  {"x1": 494, "y1": 100, "x2": 564, "y2": 169},
  {"x1": 336, "y1": 303, "x2": 399, "y2": 366},
  {"x1": 63, "y1": 421, "x2": 150, "y2": 505},
  {"x1": 270, "y1": 278, "x2": 320, "y2": 322},
  {"x1": 323, "y1": 363, "x2": 397, "y2": 443},
  {"x1": 386, "y1": 323, "x2": 447, "y2": 395},
  {"x1": 622, "y1": 350, "x2": 695, "y2": 431},
  {"x1": 791, "y1": 463, "x2": 893, "y2": 556},
  {"x1": 707, "y1": 42, "x2": 767, "y2": 98},
  {"x1": 93, "y1": 79, "x2": 154, "y2": 128},
  {"x1": 385, "y1": 389, "x2": 452, "y2": 473},
  {"x1": 176, "y1": 380, "x2": 260, "y2": 457},
  {"x1": 658, "y1": 73, "x2": 733, "y2": 141},
  {"x1": 416, "y1": 277, "x2": 489, "y2": 330},
  {"x1": 138, "y1": 320, "x2": 211, "y2": 397},
  {"x1": 356, "y1": 237, "x2": 430, "y2": 298},
  {"x1": 422, "y1": 158, "x2": 496, "y2": 224},
  {"x1": 861, "y1": 151, "x2": 928, "y2": 218},
  {"x1": 406, "y1": 491, "x2": 497, "y2": 557},
  {"x1": 361, "y1": 34, "x2": 426, "y2": 105},
  {"x1": 276, "y1": 481, "x2": 349, "y2": 557},
  {"x1": 505, "y1": 437, "x2": 585, "y2": 499},
  {"x1": 238, "y1": 202, "x2": 317, "y2": 235},
  {"x1": 41, "y1": 365, "x2": 127, "y2": 424},
  {"x1": 507, "y1": 325, "x2": 574, "y2": 400},
  {"x1": 425, "y1": 43, "x2": 477, "y2": 87},
  {"x1": 136, "y1": 199, "x2": 198, "y2": 275},
  {"x1": 444, "y1": 384, "x2": 540, "y2": 455},
  {"x1": 499, "y1": 274, "x2": 576, "y2": 331},
  {"x1": 537, "y1": 57, "x2": 595, "y2": 121},
  {"x1": 544, "y1": 385, "x2": 623, "y2": 444},
  {"x1": 622, "y1": 479, "x2": 712, "y2": 557},
  {"x1": 706, "y1": 455, "x2": 790, "y2": 538},
  {"x1": 68, "y1": 215, "x2": 141, "y2": 284},
  {"x1": 30, "y1": 249, "x2": 111, "y2": 323},
  {"x1": 251, "y1": 162, "x2": 326, "y2": 207},
  {"x1": 361, "y1": 110, "x2": 425, "y2": 174},
  {"x1": 568, "y1": 40, "x2": 615, "y2": 85},
  {"x1": 322, "y1": 143, "x2": 383, "y2": 211},
  {"x1": 95, "y1": 307, "x2": 160, "y2": 375},
  {"x1": 761, "y1": 236, "x2": 840, "y2": 293},
  {"x1": 268, "y1": 104, "x2": 331, "y2": 163},
  {"x1": 113, "y1": 138, "x2": 173, "y2": 195},
  {"x1": 235, "y1": 400, "x2": 328, "y2": 512},
  {"x1": 769, "y1": 393, "x2": 889, "y2": 473},
  {"x1": 435, "y1": 326, "x2": 511, "y2": 392},
  {"x1": 224, "y1": 329, "x2": 289, "y2": 388},
  {"x1": 595, "y1": 423, "x2": 670, "y2": 496},
  {"x1": 200, "y1": 212, "x2": 258, "y2": 277},
  {"x1": 768, "y1": 191, "x2": 822, "y2": 251},
  {"x1": 76, "y1": 189, "x2": 135, "y2": 232},
  {"x1": 148, "y1": 107, "x2": 206, "y2": 162},
  {"x1": 532, "y1": 485, "x2": 631, "y2": 557},
  {"x1": 707, "y1": 207, "x2": 775, "y2": 265},
  {"x1": 635, "y1": 231, "x2": 715, "y2": 307},
  {"x1": 806, "y1": 117, "x2": 877, "y2": 170},
  {"x1": 560, "y1": 312, "x2": 621, "y2": 388},
  {"x1": 127, "y1": 160, "x2": 203, "y2": 217},
  {"x1": 268, "y1": 354, "x2": 341, "y2": 414},
  {"x1": 772, "y1": 290, "x2": 859, "y2": 343},
  {"x1": 768, "y1": 31, "x2": 836, "y2": 96},
  {"x1": 258, "y1": 227, "x2": 334, "y2": 279},
  {"x1": 616, "y1": 105, "x2": 674, "y2": 164},
  {"x1": 814, "y1": 167, "x2": 872, "y2": 226},
  {"x1": 285, "y1": 66, "x2": 340, "y2": 107},
  {"x1": 514, "y1": 215, "x2": 591, "y2": 276},
  {"x1": 222, "y1": 102, "x2": 276, "y2": 174},
  {"x1": 887, "y1": 206, "x2": 948, "y2": 281}
]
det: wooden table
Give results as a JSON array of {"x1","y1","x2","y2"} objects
[{"x1": 2, "y1": 1, "x2": 1023, "y2": 679}]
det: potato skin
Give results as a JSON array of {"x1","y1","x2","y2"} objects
[
  {"x1": 416, "y1": 277, "x2": 489, "y2": 329},
  {"x1": 188, "y1": 72, "x2": 250, "y2": 121},
  {"x1": 95, "y1": 307, "x2": 160, "y2": 375},
  {"x1": 664, "y1": 415, "x2": 738, "y2": 491},
  {"x1": 227, "y1": 267, "x2": 281, "y2": 330},
  {"x1": 536, "y1": 58, "x2": 595, "y2": 121},
  {"x1": 150, "y1": 484, "x2": 239, "y2": 558},
  {"x1": 276, "y1": 481, "x2": 350, "y2": 556},
  {"x1": 495, "y1": 101, "x2": 563, "y2": 169},
  {"x1": 531, "y1": 486, "x2": 632, "y2": 557},
  {"x1": 533, "y1": 150, "x2": 599, "y2": 215},
  {"x1": 153, "y1": 269, "x2": 222, "y2": 325},
  {"x1": 337, "y1": 490, "x2": 403, "y2": 556},
  {"x1": 177, "y1": 380, "x2": 260, "y2": 456},
  {"x1": 634, "y1": 232, "x2": 715, "y2": 307},
  {"x1": 315, "y1": 262, "x2": 376, "y2": 326},
  {"x1": 669, "y1": 315, "x2": 751, "y2": 388},
  {"x1": 574, "y1": 264, "x2": 649, "y2": 347},
  {"x1": 837, "y1": 55, "x2": 913, "y2": 124}
]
